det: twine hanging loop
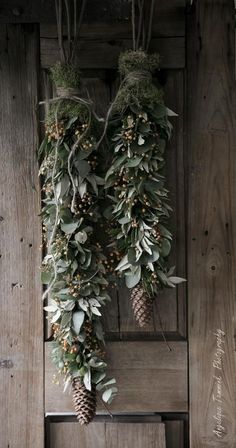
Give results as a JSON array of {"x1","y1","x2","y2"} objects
[{"x1": 56, "y1": 86, "x2": 81, "y2": 97}]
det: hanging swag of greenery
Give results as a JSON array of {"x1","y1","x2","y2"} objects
[
  {"x1": 39, "y1": 63, "x2": 117, "y2": 424},
  {"x1": 105, "y1": 50, "x2": 185, "y2": 327}
]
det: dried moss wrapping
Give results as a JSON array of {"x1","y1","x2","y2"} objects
[
  {"x1": 118, "y1": 50, "x2": 160, "y2": 76},
  {"x1": 113, "y1": 50, "x2": 163, "y2": 114},
  {"x1": 45, "y1": 100, "x2": 90, "y2": 126},
  {"x1": 50, "y1": 62, "x2": 81, "y2": 89}
]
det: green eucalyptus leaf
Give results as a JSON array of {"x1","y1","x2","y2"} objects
[
  {"x1": 102, "y1": 387, "x2": 118, "y2": 404},
  {"x1": 41, "y1": 270, "x2": 53, "y2": 284},
  {"x1": 61, "y1": 221, "x2": 79, "y2": 234},
  {"x1": 76, "y1": 160, "x2": 90, "y2": 178},
  {"x1": 159, "y1": 238, "x2": 171, "y2": 257},
  {"x1": 51, "y1": 309, "x2": 61, "y2": 323},
  {"x1": 72, "y1": 311, "x2": 85, "y2": 334},
  {"x1": 65, "y1": 116, "x2": 78, "y2": 129},
  {"x1": 125, "y1": 266, "x2": 141, "y2": 288},
  {"x1": 44, "y1": 304, "x2": 57, "y2": 313},
  {"x1": 138, "y1": 135, "x2": 145, "y2": 145},
  {"x1": 84, "y1": 368, "x2": 91, "y2": 391},
  {"x1": 92, "y1": 371, "x2": 106, "y2": 384},
  {"x1": 125, "y1": 156, "x2": 142, "y2": 167},
  {"x1": 78, "y1": 299, "x2": 89, "y2": 312},
  {"x1": 118, "y1": 216, "x2": 131, "y2": 225},
  {"x1": 61, "y1": 311, "x2": 72, "y2": 328},
  {"x1": 166, "y1": 107, "x2": 178, "y2": 117},
  {"x1": 87, "y1": 175, "x2": 98, "y2": 195},
  {"x1": 91, "y1": 306, "x2": 102, "y2": 316},
  {"x1": 168, "y1": 276, "x2": 186, "y2": 285},
  {"x1": 78, "y1": 182, "x2": 87, "y2": 197}
]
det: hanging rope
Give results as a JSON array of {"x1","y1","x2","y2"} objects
[
  {"x1": 71, "y1": 0, "x2": 87, "y2": 63},
  {"x1": 131, "y1": 0, "x2": 155, "y2": 52},
  {"x1": 55, "y1": 0, "x2": 87, "y2": 64}
]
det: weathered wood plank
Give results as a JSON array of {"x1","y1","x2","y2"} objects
[
  {"x1": 164, "y1": 420, "x2": 184, "y2": 448},
  {"x1": 105, "y1": 422, "x2": 166, "y2": 448},
  {"x1": 49, "y1": 422, "x2": 106, "y2": 448},
  {"x1": 40, "y1": 37, "x2": 185, "y2": 70},
  {"x1": 0, "y1": 24, "x2": 43, "y2": 447},
  {"x1": 45, "y1": 341, "x2": 188, "y2": 413},
  {"x1": 49, "y1": 421, "x2": 166, "y2": 448},
  {"x1": 0, "y1": 1, "x2": 186, "y2": 38},
  {"x1": 187, "y1": 1, "x2": 236, "y2": 447}
]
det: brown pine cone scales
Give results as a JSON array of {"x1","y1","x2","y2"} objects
[
  {"x1": 72, "y1": 378, "x2": 97, "y2": 425},
  {"x1": 130, "y1": 283, "x2": 153, "y2": 327}
]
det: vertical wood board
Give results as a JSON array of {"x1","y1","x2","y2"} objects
[
  {"x1": 187, "y1": 1, "x2": 236, "y2": 446},
  {"x1": 0, "y1": 24, "x2": 44, "y2": 448}
]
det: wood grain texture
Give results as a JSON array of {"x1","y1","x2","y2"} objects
[
  {"x1": 40, "y1": 36, "x2": 185, "y2": 70},
  {"x1": 0, "y1": 24, "x2": 44, "y2": 447},
  {"x1": 0, "y1": 0, "x2": 185, "y2": 38},
  {"x1": 45, "y1": 341, "x2": 187, "y2": 413},
  {"x1": 187, "y1": 1, "x2": 236, "y2": 447},
  {"x1": 105, "y1": 422, "x2": 166, "y2": 448},
  {"x1": 164, "y1": 420, "x2": 184, "y2": 448},
  {"x1": 49, "y1": 421, "x2": 166, "y2": 448}
]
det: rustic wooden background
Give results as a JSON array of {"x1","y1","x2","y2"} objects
[{"x1": 0, "y1": 1, "x2": 235, "y2": 447}]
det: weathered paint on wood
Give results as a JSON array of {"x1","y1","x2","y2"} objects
[
  {"x1": 45, "y1": 341, "x2": 188, "y2": 413},
  {"x1": 49, "y1": 421, "x2": 166, "y2": 448},
  {"x1": 187, "y1": 1, "x2": 236, "y2": 446},
  {"x1": 0, "y1": 24, "x2": 44, "y2": 447}
]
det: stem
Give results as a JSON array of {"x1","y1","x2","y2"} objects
[
  {"x1": 153, "y1": 299, "x2": 172, "y2": 352},
  {"x1": 146, "y1": 0, "x2": 155, "y2": 52},
  {"x1": 131, "y1": 0, "x2": 136, "y2": 51},
  {"x1": 55, "y1": 0, "x2": 66, "y2": 63},
  {"x1": 97, "y1": 394, "x2": 114, "y2": 419},
  {"x1": 71, "y1": 0, "x2": 87, "y2": 63},
  {"x1": 64, "y1": 0, "x2": 71, "y2": 62},
  {"x1": 73, "y1": 0, "x2": 77, "y2": 40}
]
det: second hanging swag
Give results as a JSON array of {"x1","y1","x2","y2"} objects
[{"x1": 105, "y1": 49, "x2": 185, "y2": 327}]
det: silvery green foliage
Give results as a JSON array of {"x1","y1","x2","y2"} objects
[
  {"x1": 106, "y1": 98, "x2": 185, "y2": 298},
  {"x1": 39, "y1": 103, "x2": 116, "y2": 403}
]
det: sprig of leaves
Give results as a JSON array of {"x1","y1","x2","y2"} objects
[
  {"x1": 106, "y1": 64, "x2": 185, "y2": 299},
  {"x1": 39, "y1": 98, "x2": 116, "y2": 402}
]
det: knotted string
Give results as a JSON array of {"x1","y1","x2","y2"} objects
[
  {"x1": 124, "y1": 70, "x2": 152, "y2": 83},
  {"x1": 132, "y1": 0, "x2": 155, "y2": 52},
  {"x1": 56, "y1": 86, "x2": 81, "y2": 97}
]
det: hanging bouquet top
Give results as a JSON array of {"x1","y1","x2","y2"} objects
[
  {"x1": 118, "y1": 49, "x2": 160, "y2": 76},
  {"x1": 112, "y1": 50, "x2": 164, "y2": 115}
]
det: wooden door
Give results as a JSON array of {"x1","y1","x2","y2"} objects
[
  {"x1": 1, "y1": 1, "x2": 236, "y2": 448},
  {"x1": 41, "y1": 3, "x2": 188, "y2": 445},
  {"x1": 0, "y1": 2, "x2": 187, "y2": 447}
]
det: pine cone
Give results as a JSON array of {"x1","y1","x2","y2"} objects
[
  {"x1": 72, "y1": 378, "x2": 96, "y2": 425},
  {"x1": 130, "y1": 283, "x2": 153, "y2": 327}
]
